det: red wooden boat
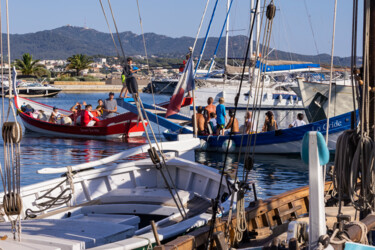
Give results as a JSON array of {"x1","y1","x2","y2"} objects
[
  {"x1": 15, "y1": 96, "x2": 145, "y2": 139},
  {"x1": 15, "y1": 96, "x2": 192, "y2": 139}
]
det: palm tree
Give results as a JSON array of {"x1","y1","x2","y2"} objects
[
  {"x1": 66, "y1": 54, "x2": 94, "y2": 76},
  {"x1": 14, "y1": 53, "x2": 49, "y2": 77}
]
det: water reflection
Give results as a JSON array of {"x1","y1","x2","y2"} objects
[{"x1": 195, "y1": 151, "x2": 309, "y2": 199}]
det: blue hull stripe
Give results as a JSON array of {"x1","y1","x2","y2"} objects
[{"x1": 163, "y1": 111, "x2": 355, "y2": 147}]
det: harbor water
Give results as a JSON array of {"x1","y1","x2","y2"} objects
[{"x1": 0, "y1": 92, "x2": 313, "y2": 199}]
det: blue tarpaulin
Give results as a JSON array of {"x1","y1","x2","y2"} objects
[{"x1": 255, "y1": 61, "x2": 320, "y2": 72}]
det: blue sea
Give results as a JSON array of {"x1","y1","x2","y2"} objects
[{"x1": 0, "y1": 92, "x2": 310, "y2": 199}]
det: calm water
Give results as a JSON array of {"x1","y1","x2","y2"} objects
[{"x1": 0, "y1": 92, "x2": 310, "y2": 199}]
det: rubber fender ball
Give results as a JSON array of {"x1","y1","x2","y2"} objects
[
  {"x1": 200, "y1": 139, "x2": 208, "y2": 150},
  {"x1": 222, "y1": 139, "x2": 236, "y2": 152}
]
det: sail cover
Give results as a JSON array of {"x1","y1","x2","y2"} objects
[{"x1": 166, "y1": 57, "x2": 195, "y2": 117}]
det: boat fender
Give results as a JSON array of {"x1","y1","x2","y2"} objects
[
  {"x1": 200, "y1": 139, "x2": 208, "y2": 150},
  {"x1": 222, "y1": 139, "x2": 236, "y2": 152},
  {"x1": 301, "y1": 131, "x2": 329, "y2": 166}
]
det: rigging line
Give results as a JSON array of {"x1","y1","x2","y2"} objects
[
  {"x1": 194, "y1": 0, "x2": 220, "y2": 77},
  {"x1": 133, "y1": 0, "x2": 165, "y2": 147},
  {"x1": 325, "y1": 0, "x2": 338, "y2": 144},
  {"x1": 206, "y1": 0, "x2": 234, "y2": 75},
  {"x1": 243, "y1": 0, "x2": 275, "y2": 183},
  {"x1": 241, "y1": 0, "x2": 269, "y2": 170},
  {"x1": 303, "y1": 0, "x2": 320, "y2": 63},
  {"x1": 98, "y1": 0, "x2": 120, "y2": 58},
  {"x1": 207, "y1": 1, "x2": 262, "y2": 248},
  {"x1": 133, "y1": 96, "x2": 187, "y2": 219},
  {"x1": 107, "y1": 0, "x2": 126, "y2": 59},
  {"x1": 192, "y1": 0, "x2": 211, "y2": 53},
  {"x1": 350, "y1": 0, "x2": 358, "y2": 124},
  {"x1": 135, "y1": 0, "x2": 150, "y2": 76},
  {"x1": 225, "y1": 0, "x2": 260, "y2": 240},
  {"x1": 250, "y1": 11, "x2": 275, "y2": 154},
  {"x1": 137, "y1": 96, "x2": 188, "y2": 218},
  {"x1": 5, "y1": 0, "x2": 16, "y2": 125}
]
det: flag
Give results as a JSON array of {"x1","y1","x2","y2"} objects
[{"x1": 165, "y1": 57, "x2": 195, "y2": 117}]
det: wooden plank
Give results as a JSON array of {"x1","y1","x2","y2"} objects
[{"x1": 162, "y1": 182, "x2": 333, "y2": 249}]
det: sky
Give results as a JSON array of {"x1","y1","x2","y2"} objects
[{"x1": 4, "y1": 0, "x2": 361, "y2": 57}]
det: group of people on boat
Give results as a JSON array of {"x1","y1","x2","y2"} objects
[
  {"x1": 192, "y1": 97, "x2": 307, "y2": 136},
  {"x1": 192, "y1": 97, "x2": 253, "y2": 136},
  {"x1": 21, "y1": 92, "x2": 119, "y2": 127}
]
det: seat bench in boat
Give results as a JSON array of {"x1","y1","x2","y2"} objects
[
  {"x1": 97, "y1": 187, "x2": 194, "y2": 207},
  {"x1": 0, "y1": 219, "x2": 136, "y2": 249}
]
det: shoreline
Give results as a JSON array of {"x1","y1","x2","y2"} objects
[{"x1": 57, "y1": 84, "x2": 147, "y2": 93}]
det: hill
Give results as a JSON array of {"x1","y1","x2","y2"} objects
[{"x1": 3, "y1": 25, "x2": 356, "y2": 66}]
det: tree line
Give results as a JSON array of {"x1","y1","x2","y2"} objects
[{"x1": 13, "y1": 53, "x2": 94, "y2": 78}]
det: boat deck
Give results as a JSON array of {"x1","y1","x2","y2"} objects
[{"x1": 0, "y1": 187, "x2": 211, "y2": 250}]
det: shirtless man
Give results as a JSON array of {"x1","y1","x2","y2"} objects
[
  {"x1": 192, "y1": 106, "x2": 206, "y2": 135},
  {"x1": 205, "y1": 97, "x2": 216, "y2": 117},
  {"x1": 225, "y1": 109, "x2": 239, "y2": 134}
]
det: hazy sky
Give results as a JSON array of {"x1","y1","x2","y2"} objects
[{"x1": 5, "y1": 0, "x2": 361, "y2": 57}]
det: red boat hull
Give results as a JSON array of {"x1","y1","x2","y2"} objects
[{"x1": 15, "y1": 97, "x2": 146, "y2": 139}]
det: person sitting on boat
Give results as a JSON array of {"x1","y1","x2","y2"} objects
[
  {"x1": 192, "y1": 106, "x2": 206, "y2": 136},
  {"x1": 103, "y1": 92, "x2": 118, "y2": 119},
  {"x1": 121, "y1": 57, "x2": 140, "y2": 99},
  {"x1": 49, "y1": 106, "x2": 67, "y2": 124},
  {"x1": 70, "y1": 101, "x2": 86, "y2": 125},
  {"x1": 262, "y1": 111, "x2": 278, "y2": 132},
  {"x1": 37, "y1": 110, "x2": 48, "y2": 122},
  {"x1": 216, "y1": 97, "x2": 226, "y2": 135},
  {"x1": 82, "y1": 104, "x2": 100, "y2": 127},
  {"x1": 96, "y1": 99, "x2": 104, "y2": 117},
  {"x1": 289, "y1": 113, "x2": 306, "y2": 128},
  {"x1": 243, "y1": 111, "x2": 253, "y2": 134},
  {"x1": 225, "y1": 109, "x2": 240, "y2": 135},
  {"x1": 208, "y1": 112, "x2": 217, "y2": 134}
]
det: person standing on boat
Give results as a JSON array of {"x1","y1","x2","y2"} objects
[
  {"x1": 120, "y1": 57, "x2": 140, "y2": 99},
  {"x1": 103, "y1": 92, "x2": 118, "y2": 119},
  {"x1": 262, "y1": 111, "x2": 278, "y2": 132},
  {"x1": 225, "y1": 109, "x2": 240, "y2": 134},
  {"x1": 192, "y1": 106, "x2": 206, "y2": 135},
  {"x1": 205, "y1": 97, "x2": 216, "y2": 118},
  {"x1": 82, "y1": 104, "x2": 100, "y2": 127},
  {"x1": 216, "y1": 97, "x2": 226, "y2": 135},
  {"x1": 289, "y1": 113, "x2": 306, "y2": 128}
]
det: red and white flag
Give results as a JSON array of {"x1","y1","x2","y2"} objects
[{"x1": 165, "y1": 57, "x2": 195, "y2": 117}]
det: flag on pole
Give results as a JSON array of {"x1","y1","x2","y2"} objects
[{"x1": 165, "y1": 57, "x2": 195, "y2": 117}]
